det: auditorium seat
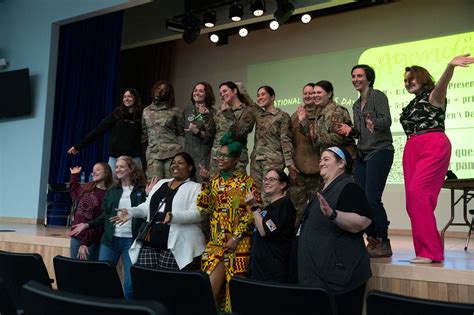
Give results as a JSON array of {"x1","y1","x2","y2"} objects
[
  {"x1": 366, "y1": 289, "x2": 474, "y2": 315},
  {"x1": 229, "y1": 276, "x2": 332, "y2": 315},
  {"x1": 0, "y1": 250, "x2": 52, "y2": 311},
  {"x1": 130, "y1": 265, "x2": 216, "y2": 315},
  {"x1": 22, "y1": 280, "x2": 169, "y2": 315},
  {"x1": 53, "y1": 255, "x2": 124, "y2": 299}
]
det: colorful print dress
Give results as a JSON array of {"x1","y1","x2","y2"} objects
[{"x1": 197, "y1": 170, "x2": 261, "y2": 312}]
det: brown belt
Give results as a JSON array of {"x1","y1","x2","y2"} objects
[{"x1": 407, "y1": 128, "x2": 444, "y2": 139}]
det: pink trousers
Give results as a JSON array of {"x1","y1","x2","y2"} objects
[{"x1": 403, "y1": 132, "x2": 451, "y2": 261}]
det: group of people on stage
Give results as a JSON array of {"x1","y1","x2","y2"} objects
[{"x1": 65, "y1": 53, "x2": 473, "y2": 314}]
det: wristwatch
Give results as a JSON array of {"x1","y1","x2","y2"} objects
[{"x1": 329, "y1": 209, "x2": 337, "y2": 221}]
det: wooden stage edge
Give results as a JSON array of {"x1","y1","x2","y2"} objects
[{"x1": 0, "y1": 223, "x2": 473, "y2": 303}]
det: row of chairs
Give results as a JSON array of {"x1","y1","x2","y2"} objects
[{"x1": 1, "y1": 249, "x2": 474, "y2": 315}]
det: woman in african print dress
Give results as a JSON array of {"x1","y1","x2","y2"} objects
[{"x1": 197, "y1": 132, "x2": 261, "y2": 313}]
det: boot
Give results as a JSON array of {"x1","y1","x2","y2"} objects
[{"x1": 366, "y1": 237, "x2": 392, "y2": 258}]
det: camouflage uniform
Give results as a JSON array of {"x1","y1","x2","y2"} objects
[
  {"x1": 142, "y1": 102, "x2": 185, "y2": 179},
  {"x1": 288, "y1": 104, "x2": 322, "y2": 225},
  {"x1": 209, "y1": 104, "x2": 256, "y2": 176},
  {"x1": 184, "y1": 105, "x2": 216, "y2": 182},
  {"x1": 250, "y1": 107, "x2": 294, "y2": 206},
  {"x1": 300, "y1": 101, "x2": 357, "y2": 160}
]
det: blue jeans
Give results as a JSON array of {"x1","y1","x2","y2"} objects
[
  {"x1": 98, "y1": 237, "x2": 134, "y2": 299},
  {"x1": 70, "y1": 237, "x2": 99, "y2": 260},
  {"x1": 108, "y1": 156, "x2": 142, "y2": 176},
  {"x1": 354, "y1": 149, "x2": 393, "y2": 240}
]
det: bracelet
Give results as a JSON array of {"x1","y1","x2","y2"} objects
[{"x1": 251, "y1": 205, "x2": 259, "y2": 212}]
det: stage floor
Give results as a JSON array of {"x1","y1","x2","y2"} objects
[{"x1": 0, "y1": 223, "x2": 473, "y2": 302}]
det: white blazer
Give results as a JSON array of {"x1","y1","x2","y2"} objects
[{"x1": 127, "y1": 178, "x2": 205, "y2": 269}]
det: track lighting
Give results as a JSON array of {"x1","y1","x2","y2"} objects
[
  {"x1": 269, "y1": 20, "x2": 279, "y2": 31},
  {"x1": 250, "y1": 0, "x2": 266, "y2": 17},
  {"x1": 301, "y1": 13, "x2": 311, "y2": 24},
  {"x1": 203, "y1": 11, "x2": 216, "y2": 28},
  {"x1": 229, "y1": 3, "x2": 244, "y2": 22},
  {"x1": 238, "y1": 27, "x2": 248, "y2": 37}
]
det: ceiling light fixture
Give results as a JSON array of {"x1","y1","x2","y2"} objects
[
  {"x1": 182, "y1": 13, "x2": 201, "y2": 44},
  {"x1": 269, "y1": 20, "x2": 279, "y2": 31},
  {"x1": 229, "y1": 2, "x2": 244, "y2": 22},
  {"x1": 203, "y1": 11, "x2": 216, "y2": 28},
  {"x1": 301, "y1": 13, "x2": 311, "y2": 24},
  {"x1": 209, "y1": 33, "x2": 219, "y2": 43},
  {"x1": 238, "y1": 27, "x2": 248, "y2": 37},
  {"x1": 250, "y1": 0, "x2": 266, "y2": 17}
]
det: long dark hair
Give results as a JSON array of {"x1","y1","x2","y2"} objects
[
  {"x1": 113, "y1": 88, "x2": 142, "y2": 122},
  {"x1": 219, "y1": 81, "x2": 246, "y2": 104}
]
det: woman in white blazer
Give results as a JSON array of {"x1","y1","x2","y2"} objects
[{"x1": 113, "y1": 152, "x2": 205, "y2": 270}]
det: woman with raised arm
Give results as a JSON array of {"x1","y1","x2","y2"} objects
[
  {"x1": 69, "y1": 156, "x2": 148, "y2": 299},
  {"x1": 338, "y1": 65, "x2": 394, "y2": 258},
  {"x1": 401, "y1": 54, "x2": 474, "y2": 264},
  {"x1": 297, "y1": 146, "x2": 372, "y2": 315},
  {"x1": 69, "y1": 162, "x2": 113, "y2": 260},
  {"x1": 67, "y1": 88, "x2": 143, "y2": 171}
]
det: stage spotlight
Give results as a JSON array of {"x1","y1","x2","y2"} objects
[
  {"x1": 238, "y1": 27, "x2": 248, "y2": 37},
  {"x1": 274, "y1": 0, "x2": 295, "y2": 25},
  {"x1": 209, "y1": 33, "x2": 219, "y2": 43},
  {"x1": 269, "y1": 20, "x2": 279, "y2": 31},
  {"x1": 203, "y1": 11, "x2": 216, "y2": 28},
  {"x1": 250, "y1": 0, "x2": 266, "y2": 17},
  {"x1": 182, "y1": 13, "x2": 201, "y2": 44},
  {"x1": 301, "y1": 13, "x2": 311, "y2": 24},
  {"x1": 229, "y1": 2, "x2": 244, "y2": 22}
]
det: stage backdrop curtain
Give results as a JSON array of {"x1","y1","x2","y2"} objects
[
  {"x1": 117, "y1": 41, "x2": 173, "y2": 107},
  {"x1": 48, "y1": 11, "x2": 123, "y2": 225}
]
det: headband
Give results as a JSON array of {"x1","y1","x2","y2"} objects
[{"x1": 326, "y1": 146, "x2": 346, "y2": 162}]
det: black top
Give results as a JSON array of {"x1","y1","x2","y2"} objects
[
  {"x1": 400, "y1": 89, "x2": 446, "y2": 136},
  {"x1": 298, "y1": 174, "x2": 372, "y2": 294},
  {"x1": 75, "y1": 113, "x2": 142, "y2": 158},
  {"x1": 144, "y1": 183, "x2": 179, "y2": 249},
  {"x1": 250, "y1": 196, "x2": 296, "y2": 283}
]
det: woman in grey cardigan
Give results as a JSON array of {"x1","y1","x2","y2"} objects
[{"x1": 338, "y1": 64, "x2": 394, "y2": 258}]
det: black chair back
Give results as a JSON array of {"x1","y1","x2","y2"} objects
[
  {"x1": 367, "y1": 289, "x2": 474, "y2": 315},
  {"x1": 0, "y1": 250, "x2": 52, "y2": 310},
  {"x1": 131, "y1": 265, "x2": 216, "y2": 315},
  {"x1": 0, "y1": 277, "x2": 16, "y2": 315},
  {"x1": 53, "y1": 255, "x2": 124, "y2": 298},
  {"x1": 230, "y1": 276, "x2": 332, "y2": 315},
  {"x1": 22, "y1": 280, "x2": 169, "y2": 315}
]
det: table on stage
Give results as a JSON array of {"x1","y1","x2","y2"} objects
[{"x1": 441, "y1": 178, "x2": 474, "y2": 249}]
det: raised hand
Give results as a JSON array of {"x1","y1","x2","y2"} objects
[
  {"x1": 69, "y1": 166, "x2": 82, "y2": 174},
  {"x1": 449, "y1": 53, "x2": 474, "y2": 67},
  {"x1": 245, "y1": 190, "x2": 257, "y2": 207},
  {"x1": 337, "y1": 123, "x2": 352, "y2": 136},
  {"x1": 199, "y1": 164, "x2": 210, "y2": 182},
  {"x1": 317, "y1": 192, "x2": 333, "y2": 217},
  {"x1": 146, "y1": 177, "x2": 159, "y2": 195},
  {"x1": 297, "y1": 105, "x2": 306, "y2": 122},
  {"x1": 67, "y1": 146, "x2": 78, "y2": 155},
  {"x1": 196, "y1": 103, "x2": 209, "y2": 114}
]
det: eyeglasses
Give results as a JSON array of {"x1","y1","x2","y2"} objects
[
  {"x1": 263, "y1": 177, "x2": 279, "y2": 183},
  {"x1": 215, "y1": 152, "x2": 232, "y2": 160}
]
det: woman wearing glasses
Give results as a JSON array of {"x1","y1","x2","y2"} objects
[{"x1": 246, "y1": 169, "x2": 296, "y2": 283}]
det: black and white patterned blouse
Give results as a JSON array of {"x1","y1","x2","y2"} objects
[{"x1": 400, "y1": 90, "x2": 446, "y2": 136}]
